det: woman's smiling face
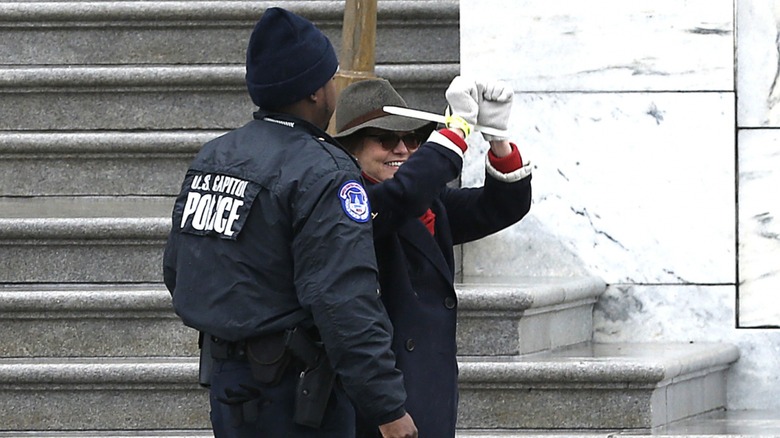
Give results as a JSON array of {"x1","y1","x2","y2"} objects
[{"x1": 353, "y1": 129, "x2": 422, "y2": 182}]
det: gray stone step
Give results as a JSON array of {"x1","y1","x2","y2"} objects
[
  {"x1": 0, "y1": 431, "x2": 606, "y2": 437},
  {"x1": 0, "y1": 63, "x2": 457, "y2": 131},
  {"x1": 0, "y1": 431, "x2": 613, "y2": 438},
  {"x1": 0, "y1": 196, "x2": 170, "y2": 283},
  {"x1": 0, "y1": 65, "x2": 250, "y2": 131},
  {"x1": 5, "y1": 419, "x2": 780, "y2": 438},
  {"x1": 0, "y1": 342, "x2": 739, "y2": 431},
  {"x1": 0, "y1": 357, "x2": 209, "y2": 431},
  {"x1": 0, "y1": 277, "x2": 600, "y2": 358},
  {"x1": 0, "y1": 284, "x2": 198, "y2": 357},
  {"x1": 0, "y1": 1, "x2": 458, "y2": 66},
  {"x1": 457, "y1": 343, "x2": 740, "y2": 430},
  {"x1": 0, "y1": 434, "x2": 214, "y2": 438},
  {"x1": 0, "y1": 67, "x2": 455, "y2": 197},
  {"x1": 0, "y1": 131, "x2": 217, "y2": 196},
  {"x1": 457, "y1": 276, "x2": 606, "y2": 356}
]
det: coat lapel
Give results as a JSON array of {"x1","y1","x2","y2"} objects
[{"x1": 397, "y1": 202, "x2": 454, "y2": 284}]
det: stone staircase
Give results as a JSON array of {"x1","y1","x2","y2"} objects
[
  {"x1": 453, "y1": 278, "x2": 739, "y2": 436},
  {"x1": 0, "y1": 0, "x2": 750, "y2": 436}
]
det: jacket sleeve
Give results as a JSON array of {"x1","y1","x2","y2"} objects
[
  {"x1": 442, "y1": 153, "x2": 532, "y2": 245},
  {"x1": 368, "y1": 130, "x2": 465, "y2": 238},
  {"x1": 290, "y1": 168, "x2": 407, "y2": 426}
]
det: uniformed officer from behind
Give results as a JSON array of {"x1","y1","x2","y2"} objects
[{"x1": 163, "y1": 7, "x2": 417, "y2": 438}]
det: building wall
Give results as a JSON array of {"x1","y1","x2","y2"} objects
[{"x1": 459, "y1": 0, "x2": 780, "y2": 410}]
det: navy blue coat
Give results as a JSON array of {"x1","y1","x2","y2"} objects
[{"x1": 356, "y1": 131, "x2": 532, "y2": 437}]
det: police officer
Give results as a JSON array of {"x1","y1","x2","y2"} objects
[{"x1": 163, "y1": 8, "x2": 416, "y2": 438}]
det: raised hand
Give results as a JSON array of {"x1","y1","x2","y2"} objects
[
  {"x1": 444, "y1": 75, "x2": 479, "y2": 136},
  {"x1": 475, "y1": 79, "x2": 513, "y2": 141}
]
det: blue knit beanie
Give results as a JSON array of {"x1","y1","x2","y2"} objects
[{"x1": 246, "y1": 7, "x2": 339, "y2": 109}]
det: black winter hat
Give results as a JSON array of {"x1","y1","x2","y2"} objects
[{"x1": 245, "y1": 7, "x2": 339, "y2": 109}]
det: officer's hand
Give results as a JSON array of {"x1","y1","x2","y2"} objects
[
  {"x1": 444, "y1": 75, "x2": 478, "y2": 137},
  {"x1": 378, "y1": 413, "x2": 418, "y2": 438},
  {"x1": 476, "y1": 79, "x2": 513, "y2": 141}
]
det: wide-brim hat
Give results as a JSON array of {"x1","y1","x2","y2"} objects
[{"x1": 334, "y1": 78, "x2": 434, "y2": 138}]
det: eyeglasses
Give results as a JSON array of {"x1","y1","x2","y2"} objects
[{"x1": 365, "y1": 132, "x2": 422, "y2": 151}]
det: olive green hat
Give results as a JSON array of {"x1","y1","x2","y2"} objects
[{"x1": 334, "y1": 78, "x2": 433, "y2": 138}]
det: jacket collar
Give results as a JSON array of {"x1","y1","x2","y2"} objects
[
  {"x1": 253, "y1": 109, "x2": 338, "y2": 144},
  {"x1": 253, "y1": 109, "x2": 354, "y2": 161}
]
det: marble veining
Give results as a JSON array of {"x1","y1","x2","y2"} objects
[
  {"x1": 737, "y1": 130, "x2": 780, "y2": 327},
  {"x1": 462, "y1": 92, "x2": 735, "y2": 284},
  {"x1": 737, "y1": 0, "x2": 780, "y2": 126},
  {"x1": 460, "y1": 0, "x2": 780, "y2": 410},
  {"x1": 461, "y1": 0, "x2": 733, "y2": 92},
  {"x1": 460, "y1": 0, "x2": 780, "y2": 411}
]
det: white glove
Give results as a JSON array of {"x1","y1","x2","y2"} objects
[
  {"x1": 476, "y1": 80, "x2": 513, "y2": 141},
  {"x1": 444, "y1": 76, "x2": 479, "y2": 135}
]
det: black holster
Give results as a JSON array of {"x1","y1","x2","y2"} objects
[
  {"x1": 287, "y1": 328, "x2": 336, "y2": 428},
  {"x1": 198, "y1": 332, "x2": 213, "y2": 388},
  {"x1": 245, "y1": 331, "x2": 291, "y2": 385},
  {"x1": 214, "y1": 327, "x2": 335, "y2": 429}
]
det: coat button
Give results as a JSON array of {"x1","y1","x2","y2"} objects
[
  {"x1": 444, "y1": 297, "x2": 456, "y2": 309},
  {"x1": 405, "y1": 339, "x2": 415, "y2": 352}
]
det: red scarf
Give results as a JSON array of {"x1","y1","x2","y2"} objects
[{"x1": 419, "y1": 208, "x2": 436, "y2": 236}]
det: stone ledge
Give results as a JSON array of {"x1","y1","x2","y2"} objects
[
  {"x1": 458, "y1": 276, "x2": 606, "y2": 310},
  {"x1": 0, "y1": 1, "x2": 458, "y2": 24},
  {"x1": 458, "y1": 433, "x2": 616, "y2": 438},
  {"x1": 0, "y1": 196, "x2": 172, "y2": 220},
  {"x1": 0, "y1": 433, "x2": 214, "y2": 438},
  {"x1": 0, "y1": 64, "x2": 459, "y2": 90},
  {"x1": 0, "y1": 217, "x2": 168, "y2": 240},
  {"x1": 0, "y1": 283, "x2": 173, "y2": 314},
  {"x1": 457, "y1": 342, "x2": 740, "y2": 430},
  {"x1": 459, "y1": 343, "x2": 739, "y2": 384},
  {"x1": 0, "y1": 131, "x2": 219, "y2": 155},
  {"x1": 456, "y1": 276, "x2": 606, "y2": 355},
  {"x1": 0, "y1": 2, "x2": 458, "y2": 67},
  {"x1": 0, "y1": 356, "x2": 197, "y2": 384}
]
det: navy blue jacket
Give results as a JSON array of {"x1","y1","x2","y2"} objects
[
  {"x1": 163, "y1": 111, "x2": 407, "y2": 425},
  {"x1": 358, "y1": 130, "x2": 532, "y2": 437}
]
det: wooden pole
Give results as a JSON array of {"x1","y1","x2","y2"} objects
[{"x1": 328, "y1": 0, "x2": 378, "y2": 134}]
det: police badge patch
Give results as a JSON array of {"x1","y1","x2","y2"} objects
[
  {"x1": 339, "y1": 180, "x2": 370, "y2": 223},
  {"x1": 173, "y1": 171, "x2": 261, "y2": 241}
]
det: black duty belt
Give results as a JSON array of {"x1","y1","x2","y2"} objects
[
  {"x1": 209, "y1": 336, "x2": 248, "y2": 360},
  {"x1": 210, "y1": 327, "x2": 322, "y2": 368}
]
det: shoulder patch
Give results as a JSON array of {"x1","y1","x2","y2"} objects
[{"x1": 339, "y1": 180, "x2": 370, "y2": 223}]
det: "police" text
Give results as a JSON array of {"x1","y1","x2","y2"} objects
[{"x1": 179, "y1": 173, "x2": 250, "y2": 237}]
